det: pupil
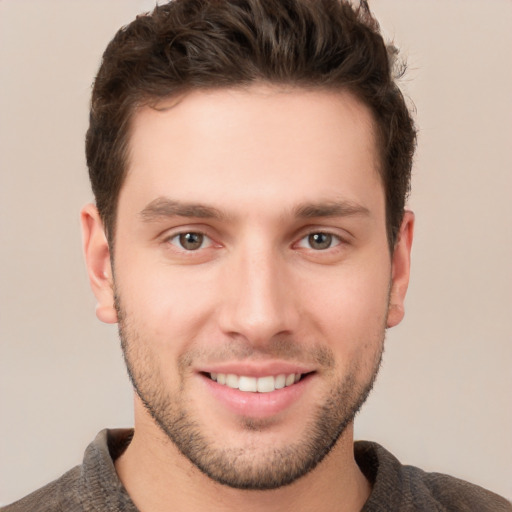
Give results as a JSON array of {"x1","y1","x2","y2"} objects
[
  {"x1": 309, "y1": 233, "x2": 332, "y2": 250},
  {"x1": 180, "y1": 233, "x2": 203, "y2": 250}
]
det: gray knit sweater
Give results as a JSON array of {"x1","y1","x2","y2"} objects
[{"x1": 3, "y1": 429, "x2": 511, "y2": 511}]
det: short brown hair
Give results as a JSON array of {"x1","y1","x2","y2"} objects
[{"x1": 86, "y1": 0, "x2": 416, "y2": 249}]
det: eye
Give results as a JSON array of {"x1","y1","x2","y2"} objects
[
  {"x1": 168, "y1": 232, "x2": 212, "y2": 251},
  {"x1": 297, "y1": 232, "x2": 341, "y2": 250}
]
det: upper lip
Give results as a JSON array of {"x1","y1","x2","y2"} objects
[{"x1": 195, "y1": 361, "x2": 315, "y2": 377}]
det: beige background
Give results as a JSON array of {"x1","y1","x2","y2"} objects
[{"x1": 1, "y1": 0, "x2": 511, "y2": 505}]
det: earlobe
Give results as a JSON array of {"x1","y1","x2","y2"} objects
[
  {"x1": 387, "y1": 210, "x2": 414, "y2": 328},
  {"x1": 80, "y1": 204, "x2": 118, "y2": 324}
]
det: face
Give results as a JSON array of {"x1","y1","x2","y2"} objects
[{"x1": 83, "y1": 86, "x2": 413, "y2": 490}]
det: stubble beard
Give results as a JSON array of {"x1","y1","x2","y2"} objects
[{"x1": 115, "y1": 295, "x2": 385, "y2": 490}]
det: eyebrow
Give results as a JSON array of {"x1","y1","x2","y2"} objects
[
  {"x1": 293, "y1": 200, "x2": 370, "y2": 219},
  {"x1": 139, "y1": 197, "x2": 370, "y2": 223},
  {"x1": 139, "y1": 197, "x2": 226, "y2": 222}
]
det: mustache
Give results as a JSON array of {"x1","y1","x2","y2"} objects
[{"x1": 177, "y1": 337, "x2": 336, "y2": 371}]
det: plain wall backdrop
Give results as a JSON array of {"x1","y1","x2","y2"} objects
[{"x1": 1, "y1": 0, "x2": 511, "y2": 505}]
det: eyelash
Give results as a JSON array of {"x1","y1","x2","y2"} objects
[
  {"x1": 164, "y1": 229, "x2": 344, "y2": 253},
  {"x1": 295, "y1": 232, "x2": 343, "y2": 251},
  {"x1": 166, "y1": 231, "x2": 214, "y2": 251}
]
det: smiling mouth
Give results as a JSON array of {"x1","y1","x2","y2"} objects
[{"x1": 207, "y1": 372, "x2": 308, "y2": 393}]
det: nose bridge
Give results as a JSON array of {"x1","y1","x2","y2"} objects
[{"x1": 219, "y1": 235, "x2": 296, "y2": 343}]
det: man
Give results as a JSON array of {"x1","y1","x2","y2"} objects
[{"x1": 2, "y1": 0, "x2": 510, "y2": 510}]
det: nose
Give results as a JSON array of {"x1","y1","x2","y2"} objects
[{"x1": 218, "y1": 242, "x2": 299, "y2": 346}]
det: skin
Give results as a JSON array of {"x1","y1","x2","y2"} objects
[{"x1": 82, "y1": 85, "x2": 413, "y2": 512}]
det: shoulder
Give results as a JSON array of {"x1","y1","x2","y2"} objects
[
  {"x1": 1, "y1": 429, "x2": 136, "y2": 512},
  {"x1": 1, "y1": 466, "x2": 82, "y2": 512},
  {"x1": 355, "y1": 441, "x2": 512, "y2": 511},
  {"x1": 404, "y1": 466, "x2": 512, "y2": 511}
]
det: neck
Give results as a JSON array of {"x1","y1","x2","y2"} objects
[{"x1": 115, "y1": 410, "x2": 371, "y2": 512}]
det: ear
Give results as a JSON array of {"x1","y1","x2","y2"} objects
[
  {"x1": 80, "y1": 204, "x2": 118, "y2": 324},
  {"x1": 387, "y1": 210, "x2": 414, "y2": 328}
]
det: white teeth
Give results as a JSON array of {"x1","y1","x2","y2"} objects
[
  {"x1": 239, "y1": 376, "x2": 257, "y2": 392},
  {"x1": 285, "y1": 374, "x2": 295, "y2": 386},
  {"x1": 256, "y1": 376, "x2": 275, "y2": 393},
  {"x1": 225, "y1": 374, "x2": 239, "y2": 389},
  {"x1": 274, "y1": 374, "x2": 286, "y2": 389},
  {"x1": 210, "y1": 372, "x2": 302, "y2": 393}
]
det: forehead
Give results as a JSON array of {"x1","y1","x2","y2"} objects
[{"x1": 121, "y1": 85, "x2": 383, "y2": 218}]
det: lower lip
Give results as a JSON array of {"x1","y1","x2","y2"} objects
[{"x1": 200, "y1": 374, "x2": 314, "y2": 419}]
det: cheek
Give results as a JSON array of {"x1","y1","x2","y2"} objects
[
  {"x1": 115, "y1": 267, "x2": 218, "y2": 392},
  {"x1": 298, "y1": 261, "x2": 390, "y2": 350},
  {"x1": 115, "y1": 259, "x2": 219, "y2": 352}
]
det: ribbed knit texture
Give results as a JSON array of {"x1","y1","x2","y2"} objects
[{"x1": 3, "y1": 429, "x2": 511, "y2": 511}]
